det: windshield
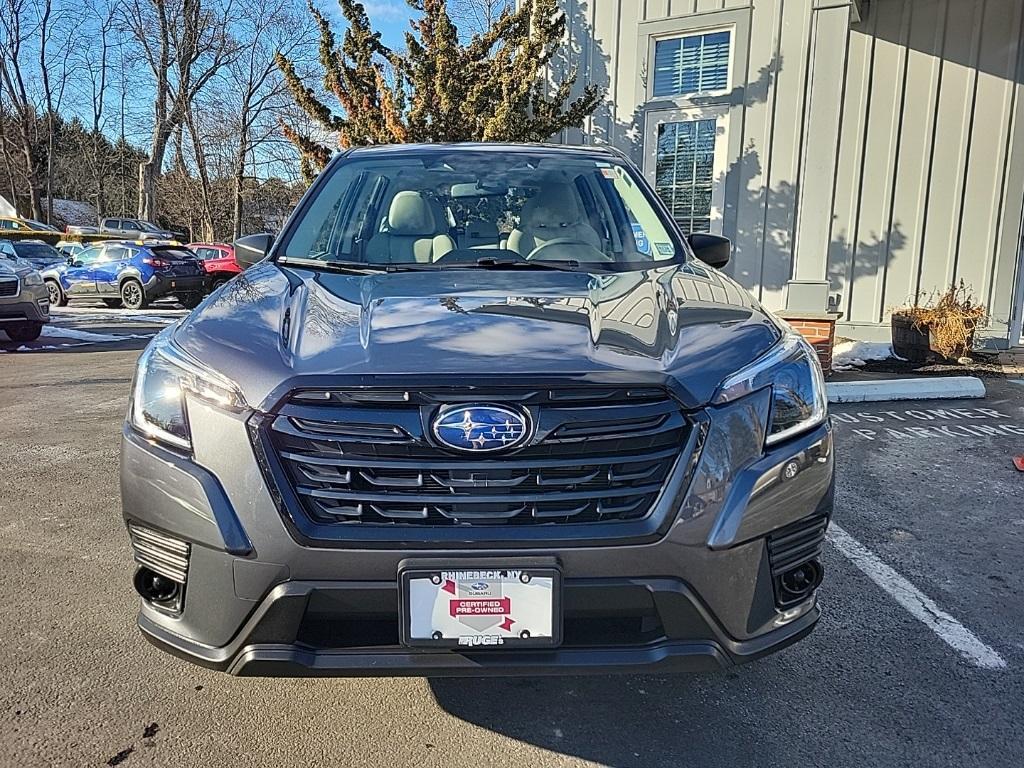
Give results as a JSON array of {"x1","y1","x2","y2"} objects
[
  {"x1": 137, "y1": 220, "x2": 163, "y2": 233},
  {"x1": 280, "y1": 151, "x2": 685, "y2": 271},
  {"x1": 11, "y1": 241, "x2": 63, "y2": 263},
  {"x1": 25, "y1": 219, "x2": 58, "y2": 232}
]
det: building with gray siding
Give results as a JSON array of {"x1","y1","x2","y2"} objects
[{"x1": 552, "y1": 0, "x2": 1024, "y2": 349}]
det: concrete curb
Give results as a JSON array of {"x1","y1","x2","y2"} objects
[{"x1": 826, "y1": 376, "x2": 986, "y2": 403}]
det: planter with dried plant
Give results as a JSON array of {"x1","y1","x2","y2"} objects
[{"x1": 891, "y1": 281, "x2": 986, "y2": 362}]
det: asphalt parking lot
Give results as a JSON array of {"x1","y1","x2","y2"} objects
[{"x1": 2, "y1": 307, "x2": 1023, "y2": 767}]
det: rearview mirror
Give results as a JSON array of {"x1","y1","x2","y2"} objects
[
  {"x1": 234, "y1": 233, "x2": 274, "y2": 270},
  {"x1": 687, "y1": 233, "x2": 731, "y2": 269}
]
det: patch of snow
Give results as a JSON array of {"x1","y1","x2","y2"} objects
[
  {"x1": 40, "y1": 326, "x2": 152, "y2": 343},
  {"x1": 51, "y1": 306, "x2": 186, "y2": 325},
  {"x1": 832, "y1": 340, "x2": 900, "y2": 372},
  {"x1": 43, "y1": 198, "x2": 97, "y2": 227}
]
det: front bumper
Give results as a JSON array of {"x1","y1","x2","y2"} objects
[
  {"x1": 121, "y1": 388, "x2": 835, "y2": 677},
  {"x1": 139, "y1": 578, "x2": 820, "y2": 676},
  {"x1": 0, "y1": 284, "x2": 50, "y2": 323}
]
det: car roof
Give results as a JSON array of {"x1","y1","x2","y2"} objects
[{"x1": 343, "y1": 142, "x2": 624, "y2": 161}]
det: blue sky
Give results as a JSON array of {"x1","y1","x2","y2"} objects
[{"x1": 326, "y1": 0, "x2": 418, "y2": 50}]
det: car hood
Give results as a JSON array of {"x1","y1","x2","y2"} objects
[
  {"x1": 172, "y1": 262, "x2": 781, "y2": 410},
  {"x1": 0, "y1": 259, "x2": 33, "y2": 278}
]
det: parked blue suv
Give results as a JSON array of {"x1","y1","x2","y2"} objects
[{"x1": 53, "y1": 241, "x2": 207, "y2": 310}]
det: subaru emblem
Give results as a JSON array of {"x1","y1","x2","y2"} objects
[{"x1": 432, "y1": 404, "x2": 530, "y2": 453}]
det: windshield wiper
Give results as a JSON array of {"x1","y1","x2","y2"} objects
[
  {"x1": 278, "y1": 256, "x2": 436, "y2": 273},
  {"x1": 473, "y1": 257, "x2": 582, "y2": 272}
]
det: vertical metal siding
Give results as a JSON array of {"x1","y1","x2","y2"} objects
[
  {"x1": 558, "y1": 0, "x2": 1024, "y2": 343},
  {"x1": 830, "y1": 0, "x2": 1024, "y2": 341}
]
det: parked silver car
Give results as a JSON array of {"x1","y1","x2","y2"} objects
[{"x1": 0, "y1": 255, "x2": 49, "y2": 342}]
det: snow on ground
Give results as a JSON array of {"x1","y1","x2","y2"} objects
[
  {"x1": 50, "y1": 306, "x2": 187, "y2": 325},
  {"x1": 45, "y1": 198, "x2": 97, "y2": 226},
  {"x1": 832, "y1": 340, "x2": 900, "y2": 371},
  {"x1": 39, "y1": 326, "x2": 153, "y2": 343}
]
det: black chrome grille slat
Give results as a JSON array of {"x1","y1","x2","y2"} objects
[
  {"x1": 767, "y1": 515, "x2": 829, "y2": 576},
  {"x1": 266, "y1": 385, "x2": 689, "y2": 528},
  {"x1": 295, "y1": 482, "x2": 666, "y2": 505},
  {"x1": 535, "y1": 467, "x2": 602, "y2": 486},
  {"x1": 277, "y1": 446, "x2": 680, "y2": 471},
  {"x1": 359, "y1": 470, "x2": 423, "y2": 488}
]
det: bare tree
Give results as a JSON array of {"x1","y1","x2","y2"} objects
[
  {"x1": 447, "y1": 0, "x2": 512, "y2": 35},
  {"x1": 0, "y1": 104, "x2": 19, "y2": 206},
  {"x1": 221, "y1": 0, "x2": 311, "y2": 238},
  {"x1": 183, "y1": 102, "x2": 215, "y2": 238},
  {"x1": 79, "y1": 0, "x2": 118, "y2": 222},
  {"x1": 121, "y1": 0, "x2": 237, "y2": 222},
  {"x1": 37, "y1": 0, "x2": 74, "y2": 223},
  {"x1": 0, "y1": 0, "x2": 43, "y2": 218}
]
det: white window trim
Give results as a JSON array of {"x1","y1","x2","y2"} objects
[
  {"x1": 643, "y1": 104, "x2": 731, "y2": 236},
  {"x1": 648, "y1": 25, "x2": 736, "y2": 103}
]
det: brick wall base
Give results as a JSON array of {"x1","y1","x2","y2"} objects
[{"x1": 777, "y1": 313, "x2": 841, "y2": 376}]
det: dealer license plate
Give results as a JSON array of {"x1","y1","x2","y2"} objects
[{"x1": 400, "y1": 567, "x2": 561, "y2": 649}]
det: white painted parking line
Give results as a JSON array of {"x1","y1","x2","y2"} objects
[{"x1": 827, "y1": 524, "x2": 1007, "y2": 670}]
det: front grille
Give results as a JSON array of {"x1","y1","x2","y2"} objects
[
  {"x1": 128, "y1": 523, "x2": 190, "y2": 583},
  {"x1": 261, "y1": 385, "x2": 691, "y2": 528},
  {"x1": 0, "y1": 278, "x2": 19, "y2": 297}
]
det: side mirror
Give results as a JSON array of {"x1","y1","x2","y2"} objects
[
  {"x1": 687, "y1": 233, "x2": 731, "y2": 269},
  {"x1": 234, "y1": 233, "x2": 274, "y2": 270},
  {"x1": 66, "y1": 255, "x2": 74, "y2": 265}
]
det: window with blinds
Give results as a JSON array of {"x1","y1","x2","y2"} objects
[
  {"x1": 655, "y1": 119, "x2": 717, "y2": 234},
  {"x1": 653, "y1": 31, "x2": 731, "y2": 98}
]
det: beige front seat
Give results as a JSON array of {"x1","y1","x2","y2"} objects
[
  {"x1": 507, "y1": 183, "x2": 603, "y2": 258},
  {"x1": 366, "y1": 191, "x2": 455, "y2": 264}
]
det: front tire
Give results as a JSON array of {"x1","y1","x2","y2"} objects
[
  {"x1": 45, "y1": 279, "x2": 67, "y2": 307},
  {"x1": 4, "y1": 322, "x2": 43, "y2": 342},
  {"x1": 120, "y1": 279, "x2": 148, "y2": 310}
]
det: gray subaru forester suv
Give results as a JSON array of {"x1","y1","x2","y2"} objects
[{"x1": 121, "y1": 143, "x2": 833, "y2": 677}]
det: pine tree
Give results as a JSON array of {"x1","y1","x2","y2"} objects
[{"x1": 277, "y1": 0, "x2": 602, "y2": 180}]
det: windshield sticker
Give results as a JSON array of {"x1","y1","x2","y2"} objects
[
  {"x1": 655, "y1": 242, "x2": 674, "y2": 256},
  {"x1": 631, "y1": 223, "x2": 651, "y2": 255},
  {"x1": 600, "y1": 167, "x2": 616, "y2": 179}
]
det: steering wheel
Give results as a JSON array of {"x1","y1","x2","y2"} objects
[{"x1": 525, "y1": 238, "x2": 612, "y2": 262}]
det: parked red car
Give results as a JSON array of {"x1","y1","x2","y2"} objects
[{"x1": 186, "y1": 243, "x2": 241, "y2": 291}]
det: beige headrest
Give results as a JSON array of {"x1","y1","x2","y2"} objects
[
  {"x1": 387, "y1": 191, "x2": 436, "y2": 236},
  {"x1": 520, "y1": 184, "x2": 582, "y2": 230}
]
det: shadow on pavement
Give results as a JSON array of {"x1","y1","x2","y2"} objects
[{"x1": 427, "y1": 668, "x2": 780, "y2": 768}]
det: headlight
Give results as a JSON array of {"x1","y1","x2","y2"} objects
[
  {"x1": 24, "y1": 270, "x2": 43, "y2": 286},
  {"x1": 130, "y1": 329, "x2": 245, "y2": 450},
  {"x1": 713, "y1": 329, "x2": 827, "y2": 446}
]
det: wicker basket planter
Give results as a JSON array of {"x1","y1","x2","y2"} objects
[
  {"x1": 891, "y1": 313, "x2": 978, "y2": 363},
  {"x1": 890, "y1": 313, "x2": 931, "y2": 363}
]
